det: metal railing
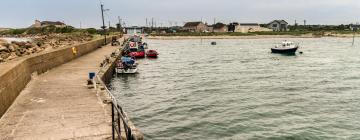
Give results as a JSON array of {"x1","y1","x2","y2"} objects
[{"x1": 94, "y1": 47, "x2": 136, "y2": 140}]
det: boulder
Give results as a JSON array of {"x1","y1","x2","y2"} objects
[
  {"x1": 12, "y1": 41, "x2": 26, "y2": 47},
  {"x1": 15, "y1": 50, "x2": 22, "y2": 56},
  {"x1": 7, "y1": 52, "x2": 17, "y2": 60},
  {"x1": 0, "y1": 52, "x2": 10, "y2": 59},
  {"x1": 24, "y1": 43, "x2": 34, "y2": 49},
  {"x1": 7, "y1": 45, "x2": 15, "y2": 52},
  {"x1": 0, "y1": 46, "x2": 9, "y2": 52}
]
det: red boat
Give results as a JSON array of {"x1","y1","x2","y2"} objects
[
  {"x1": 146, "y1": 50, "x2": 159, "y2": 58},
  {"x1": 129, "y1": 51, "x2": 145, "y2": 58}
]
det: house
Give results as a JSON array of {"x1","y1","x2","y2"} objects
[
  {"x1": 235, "y1": 23, "x2": 272, "y2": 33},
  {"x1": 31, "y1": 20, "x2": 66, "y2": 28},
  {"x1": 212, "y1": 22, "x2": 228, "y2": 32},
  {"x1": 183, "y1": 22, "x2": 208, "y2": 32},
  {"x1": 125, "y1": 26, "x2": 144, "y2": 35},
  {"x1": 268, "y1": 20, "x2": 288, "y2": 31}
]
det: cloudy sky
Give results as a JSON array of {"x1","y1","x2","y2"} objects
[{"x1": 0, "y1": 0, "x2": 359, "y2": 28}]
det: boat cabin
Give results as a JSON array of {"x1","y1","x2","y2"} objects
[{"x1": 281, "y1": 41, "x2": 294, "y2": 47}]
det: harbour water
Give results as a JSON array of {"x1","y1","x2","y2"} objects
[{"x1": 110, "y1": 38, "x2": 360, "y2": 139}]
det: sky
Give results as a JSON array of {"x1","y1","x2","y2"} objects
[{"x1": 0, "y1": 0, "x2": 359, "y2": 28}]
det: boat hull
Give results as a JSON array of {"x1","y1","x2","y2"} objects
[
  {"x1": 146, "y1": 54, "x2": 158, "y2": 58},
  {"x1": 271, "y1": 47, "x2": 298, "y2": 54},
  {"x1": 146, "y1": 50, "x2": 158, "y2": 58},
  {"x1": 129, "y1": 51, "x2": 145, "y2": 58},
  {"x1": 115, "y1": 68, "x2": 138, "y2": 74}
]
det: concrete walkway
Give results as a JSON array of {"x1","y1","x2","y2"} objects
[{"x1": 0, "y1": 45, "x2": 117, "y2": 139}]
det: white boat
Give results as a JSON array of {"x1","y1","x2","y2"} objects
[
  {"x1": 271, "y1": 41, "x2": 299, "y2": 54},
  {"x1": 115, "y1": 57, "x2": 138, "y2": 74},
  {"x1": 115, "y1": 66, "x2": 138, "y2": 74}
]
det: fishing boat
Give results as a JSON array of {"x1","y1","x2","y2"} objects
[
  {"x1": 271, "y1": 41, "x2": 299, "y2": 54},
  {"x1": 146, "y1": 50, "x2": 158, "y2": 58},
  {"x1": 115, "y1": 56, "x2": 138, "y2": 74},
  {"x1": 127, "y1": 41, "x2": 145, "y2": 58},
  {"x1": 129, "y1": 51, "x2": 145, "y2": 58}
]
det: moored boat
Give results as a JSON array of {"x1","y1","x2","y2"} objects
[
  {"x1": 126, "y1": 38, "x2": 146, "y2": 58},
  {"x1": 271, "y1": 41, "x2": 299, "y2": 54},
  {"x1": 115, "y1": 56, "x2": 138, "y2": 74},
  {"x1": 129, "y1": 51, "x2": 145, "y2": 58},
  {"x1": 146, "y1": 50, "x2": 158, "y2": 58}
]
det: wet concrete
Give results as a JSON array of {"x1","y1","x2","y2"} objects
[{"x1": 0, "y1": 44, "x2": 117, "y2": 139}]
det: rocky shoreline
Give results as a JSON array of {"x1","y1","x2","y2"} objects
[{"x1": 0, "y1": 33, "x2": 93, "y2": 62}]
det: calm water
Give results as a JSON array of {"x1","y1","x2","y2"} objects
[{"x1": 109, "y1": 38, "x2": 360, "y2": 140}]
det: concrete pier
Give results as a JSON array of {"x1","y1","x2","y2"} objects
[{"x1": 0, "y1": 44, "x2": 117, "y2": 139}]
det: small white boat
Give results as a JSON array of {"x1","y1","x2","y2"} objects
[
  {"x1": 115, "y1": 65, "x2": 138, "y2": 74},
  {"x1": 271, "y1": 41, "x2": 299, "y2": 54},
  {"x1": 115, "y1": 57, "x2": 138, "y2": 74}
]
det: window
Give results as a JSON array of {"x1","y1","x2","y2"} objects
[{"x1": 272, "y1": 24, "x2": 278, "y2": 28}]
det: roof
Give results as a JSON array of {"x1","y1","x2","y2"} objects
[
  {"x1": 268, "y1": 20, "x2": 288, "y2": 25},
  {"x1": 183, "y1": 22, "x2": 203, "y2": 27},
  {"x1": 239, "y1": 23, "x2": 259, "y2": 26},
  {"x1": 41, "y1": 21, "x2": 65, "y2": 26},
  {"x1": 213, "y1": 23, "x2": 227, "y2": 29}
]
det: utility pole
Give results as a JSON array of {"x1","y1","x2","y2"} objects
[
  {"x1": 100, "y1": 4, "x2": 107, "y2": 44},
  {"x1": 151, "y1": 18, "x2": 154, "y2": 31},
  {"x1": 146, "y1": 18, "x2": 148, "y2": 27},
  {"x1": 108, "y1": 21, "x2": 111, "y2": 33},
  {"x1": 117, "y1": 16, "x2": 122, "y2": 32}
]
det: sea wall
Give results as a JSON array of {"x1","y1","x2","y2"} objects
[{"x1": 0, "y1": 37, "x2": 114, "y2": 117}]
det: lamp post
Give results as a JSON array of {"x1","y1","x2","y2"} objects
[{"x1": 100, "y1": 4, "x2": 109, "y2": 44}]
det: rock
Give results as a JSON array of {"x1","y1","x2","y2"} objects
[
  {"x1": 7, "y1": 45, "x2": 15, "y2": 52},
  {"x1": 7, "y1": 52, "x2": 17, "y2": 60},
  {"x1": 0, "y1": 58, "x2": 4, "y2": 63},
  {"x1": 28, "y1": 48, "x2": 34, "y2": 53},
  {"x1": 12, "y1": 41, "x2": 26, "y2": 47},
  {"x1": 15, "y1": 50, "x2": 22, "y2": 56},
  {"x1": 24, "y1": 43, "x2": 33, "y2": 49},
  {"x1": 0, "y1": 52, "x2": 10, "y2": 59},
  {"x1": 0, "y1": 46, "x2": 9, "y2": 52},
  {"x1": 24, "y1": 51, "x2": 30, "y2": 55}
]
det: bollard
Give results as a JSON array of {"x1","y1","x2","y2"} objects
[{"x1": 89, "y1": 72, "x2": 96, "y2": 80}]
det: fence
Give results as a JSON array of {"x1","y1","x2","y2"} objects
[{"x1": 94, "y1": 45, "x2": 137, "y2": 140}]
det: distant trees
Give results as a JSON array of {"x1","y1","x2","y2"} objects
[{"x1": 288, "y1": 24, "x2": 351, "y2": 31}]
